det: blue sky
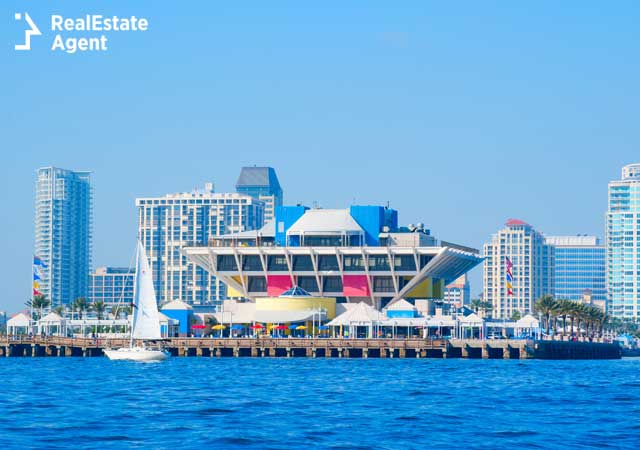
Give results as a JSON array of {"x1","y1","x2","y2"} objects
[{"x1": 2, "y1": 1, "x2": 639, "y2": 311}]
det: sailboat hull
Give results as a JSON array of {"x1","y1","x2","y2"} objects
[{"x1": 104, "y1": 347, "x2": 169, "y2": 361}]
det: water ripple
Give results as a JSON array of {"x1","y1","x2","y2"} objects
[{"x1": 0, "y1": 358, "x2": 638, "y2": 449}]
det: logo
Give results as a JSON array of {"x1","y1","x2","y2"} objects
[{"x1": 14, "y1": 12, "x2": 42, "y2": 50}]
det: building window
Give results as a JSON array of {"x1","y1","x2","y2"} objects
[
  {"x1": 248, "y1": 276, "x2": 266, "y2": 292},
  {"x1": 297, "y1": 276, "x2": 319, "y2": 292},
  {"x1": 343, "y1": 255, "x2": 364, "y2": 271},
  {"x1": 373, "y1": 276, "x2": 395, "y2": 293},
  {"x1": 217, "y1": 255, "x2": 237, "y2": 271},
  {"x1": 267, "y1": 255, "x2": 288, "y2": 271},
  {"x1": 292, "y1": 255, "x2": 314, "y2": 271},
  {"x1": 323, "y1": 276, "x2": 343, "y2": 292},
  {"x1": 318, "y1": 255, "x2": 339, "y2": 271}
]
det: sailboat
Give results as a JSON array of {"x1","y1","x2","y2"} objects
[{"x1": 104, "y1": 241, "x2": 170, "y2": 361}]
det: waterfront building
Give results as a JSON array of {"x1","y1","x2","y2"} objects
[
  {"x1": 483, "y1": 219, "x2": 554, "y2": 319},
  {"x1": 183, "y1": 204, "x2": 482, "y2": 310},
  {"x1": 236, "y1": 166, "x2": 283, "y2": 222},
  {"x1": 88, "y1": 267, "x2": 134, "y2": 305},
  {"x1": 160, "y1": 300, "x2": 194, "y2": 336},
  {"x1": 544, "y1": 235, "x2": 606, "y2": 304},
  {"x1": 136, "y1": 184, "x2": 264, "y2": 307},
  {"x1": 606, "y1": 163, "x2": 640, "y2": 319},
  {"x1": 34, "y1": 167, "x2": 92, "y2": 306},
  {"x1": 444, "y1": 274, "x2": 471, "y2": 306}
]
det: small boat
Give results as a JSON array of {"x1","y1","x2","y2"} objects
[{"x1": 104, "y1": 241, "x2": 169, "y2": 362}]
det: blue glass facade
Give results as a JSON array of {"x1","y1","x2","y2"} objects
[{"x1": 553, "y1": 245, "x2": 606, "y2": 302}]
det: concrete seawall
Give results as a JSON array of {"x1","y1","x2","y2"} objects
[{"x1": 0, "y1": 337, "x2": 621, "y2": 360}]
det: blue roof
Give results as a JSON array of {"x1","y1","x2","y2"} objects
[
  {"x1": 280, "y1": 286, "x2": 312, "y2": 297},
  {"x1": 236, "y1": 166, "x2": 282, "y2": 192}
]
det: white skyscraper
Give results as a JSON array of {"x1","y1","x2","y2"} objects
[
  {"x1": 606, "y1": 163, "x2": 640, "y2": 319},
  {"x1": 483, "y1": 219, "x2": 554, "y2": 319},
  {"x1": 34, "y1": 167, "x2": 92, "y2": 306},
  {"x1": 136, "y1": 184, "x2": 264, "y2": 306}
]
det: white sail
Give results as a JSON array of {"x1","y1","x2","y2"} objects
[{"x1": 131, "y1": 241, "x2": 162, "y2": 340}]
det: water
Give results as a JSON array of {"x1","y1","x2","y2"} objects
[{"x1": 1, "y1": 358, "x2": 639, "y2": 449}]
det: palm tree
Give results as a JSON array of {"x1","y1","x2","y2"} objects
[
  {"x1": 72, "y1": 297, "x2": 89, "y2": 319},
  {"x1": 470, "y1": 299, "x2": 483, "y2": 314},
  {"x1": 556, "y1": 299, "x2": 576, "y2": 337},
  {"x1": 92, "y1": 300, "x2": 107, "y2": 320},
  {"x1": 52, "y1": 305, "x2": 66, "y2": 317},
  {"x1": 510, "y1": 310, "x2": 522, "y2": 321},
  {"x1": 534, "y1": 295, "x2": 559, "y2": 336},
  {"x1": 25, "y1": 294, "x2": 50, "y2": 320}
]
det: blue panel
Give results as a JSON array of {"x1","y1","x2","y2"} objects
[
  {"x1": 385, "y1": 208, "x2": 398, "y2": 231},
  {"x1": 387, "y1": 310, "x2": 417, "y2": 318},
  {"x1": 162, "y1": 309, "x2": 192, "y2": 335},
  {"x1": 349, "y1": 206, "x2": 385, "y2": 246},
  {"x1": 275, "y1": 205, "x2": 308, "y2": 246}
]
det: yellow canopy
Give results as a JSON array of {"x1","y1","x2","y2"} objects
[
  {"x1": 212, "y1": 324, "x2": 226, "y2": 330},
  {"x1": 296, "y1": 325, "x2": 307, "y2": 330}
]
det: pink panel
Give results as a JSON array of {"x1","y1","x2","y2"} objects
[
  {"x1": 267, "y1": 275, "x2": 293, "y2": 296},
  {"x1": 343, "y1": 275, "x2": 370, "y2": 296}
]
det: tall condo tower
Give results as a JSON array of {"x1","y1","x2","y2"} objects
[
  {"x1": 34, "y1": 167, "x2": 92, "y2": 306},
  {"x1": 606, "y1": 163, "x2": 640, "y2": 319},
  {"x1": 483, "y1": 219, "x2": 554, "y2": 319},
  {"x1": 236, "y1": 167, "x2": 283, "y2": 222},
  {"x1": 136, "y1": 183, "x2": 264, "y2": 307}
]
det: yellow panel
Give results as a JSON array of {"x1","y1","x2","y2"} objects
[
  {"x1": 432, "y1": 279, "x2": 445, "y2": 299},
  {"x1": 406, "y1": 277, "x2": 432, "y2": 298},
  {"x1": 226, "y1": 276, "x2": 245, "y2": 298}
]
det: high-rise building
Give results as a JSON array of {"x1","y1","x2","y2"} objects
[
  {"x1": 136, "y1": 183, "x2": 264, "y2": 307},
  {"x1": 544, "y1": 235, "x2": 606, "y2": 304},
  {"x1": 606, "y1": 163, "x2": 640, "y2": 319},
  {"x1": 483, "y1": 219, "x2": 554, "y2": 319},
  {"x1": 88, "y1": 267, "x2": 135, "y2": 305},
  {"x1": 34, "y1": 167, "x2": 92, "y2": 306},
  {"x1": 236, "y1": 167, "x2": 283, "y2": 222},
  {"x1": 444, "y1": 274, "x2": 471, "y2": 306}
]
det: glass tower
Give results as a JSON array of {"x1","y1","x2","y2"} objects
[
  {"x1": 236, "y1": 167, "x2": 283, "y2": 222},
  {"x1": 34, "y1": 167, "x2": 92, "y2": 306},
  {"x1": 545, "y1": 236, "x2": 606, "y2": 303},
  {"x1": 606, "y1": 163, "x2": 640, "y2": 319},
  {"x1": 136, "y1": 184, "x2": 264, "y2": 307}
]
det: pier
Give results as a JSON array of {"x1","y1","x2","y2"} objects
[{"x1": 0, "y1": 337, "x2": 621, "y2": 359}]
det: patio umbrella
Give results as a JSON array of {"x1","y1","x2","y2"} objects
[
  {"x1": 275, "y1": 325, "x2": 288, "y2": 330},
  {"x1": 191, "y1": 324, "x2": 206, "y2": 329},
  {"x1": 212, "y1": 324, "x2": 226, "y2": 330},
  {"x1": 231, "y1": 324, "x2": 245, "y2": 330},
  {"x1": 318, "y1": 325, "x2": 329, "y2": 330},
  {"x1": 289, "y1": 325, "x2": 298, "y2": 330},
  {"x1": 296, "y1": 325, "x2": 307, "y2": 330},
  {"x1": 250, "y1": 324, "x2": 264, "y2": 330}
]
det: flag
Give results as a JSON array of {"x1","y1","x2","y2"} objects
[
  {"x1": 34, "y1": 255, "x2": 47, "y2": 268},
  {"x1": 505, "y1": 256, "x2": 513, "y2": 270},
  {"x1": 33, "y1": 281, "x2": 40, "y2": 290},
  {"x1": 33, "y1": 271, "x2": 41, "y2": 281},
  {"x1": 506, "y1": 281, "x2": 512, "y2": 289},
  {"x1": 506, "y1": 273, "x2": 513, "y2": 282},
  {"x1": 33, "y1": 288, "x2": 42, "y2": 296}
]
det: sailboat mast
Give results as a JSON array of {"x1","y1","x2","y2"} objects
[{"x1": 129, "y1": 241, "x2": 141, "y2": 348}]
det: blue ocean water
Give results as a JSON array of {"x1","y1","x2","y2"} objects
[{"x1": 1, "y1": 358, "x2": 638, "y2": 449}]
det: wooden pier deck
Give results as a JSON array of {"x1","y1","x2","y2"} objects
[{"x1": 0, "y1": 337, "x2": 620, "y2": 359}]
